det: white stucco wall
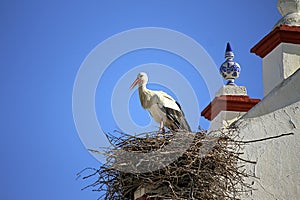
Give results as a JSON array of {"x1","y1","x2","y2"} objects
[
  {"x1": 245, "y1": 68, "x2": 300, "y2": 119},
  {"x1": 210, "y1": 110, "x2": 245, "y2": 131},
  {"x1": 262, "y1": 43, "x2": 300, "y2": 96},
  {"x1": 236, "y1": 66, "x2": 300, "y2": 199},
  {"x1": 237, "y1": 100, "x2": 300, "y2": 200}
]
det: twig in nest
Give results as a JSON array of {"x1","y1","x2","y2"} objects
[{"x1": 237, "y1": 132, "x2": 294, "y2": 144}]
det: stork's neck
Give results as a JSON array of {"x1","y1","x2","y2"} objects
[
  {"x1": 138, "y1": 84, "x2": 151, "y2": 109},
  {"x1": 139, "y1": 83, "x2": 148, "y2": 91}
]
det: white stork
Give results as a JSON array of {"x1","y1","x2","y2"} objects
[{"x1": 130, "y1": 72, "x2": 191, "y2": 132}]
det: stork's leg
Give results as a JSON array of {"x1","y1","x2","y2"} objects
[{"x1": 159, "y1": 120, "x2": 165, "y2": 133}]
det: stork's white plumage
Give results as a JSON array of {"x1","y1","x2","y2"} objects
[{"x1": 130, "y1": 72, "x2": 191, "y2": 132}]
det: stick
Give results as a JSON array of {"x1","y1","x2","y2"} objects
[{"x1": 237, "y1": 132, "x2": 294, "y2": 144}]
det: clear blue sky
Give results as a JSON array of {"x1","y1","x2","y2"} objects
[{"x1": 0, "y1": 1, "x2": 280, "y2": 199}]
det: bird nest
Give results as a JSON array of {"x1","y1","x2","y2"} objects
[{"x1": 78, "y1": 127, "x2": 255, "y2": 200}]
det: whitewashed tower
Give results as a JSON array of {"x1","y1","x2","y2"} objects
[{"x1": 251, "y1": 0, "x2": 300, "y2": 96}]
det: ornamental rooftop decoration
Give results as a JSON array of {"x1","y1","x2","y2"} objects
[
  {"x1": 219, "y1": 43, "x2": 241, "y2": 86},
  {"x1": 274, "y1": 0, "x2": 300, "y2": 28}
]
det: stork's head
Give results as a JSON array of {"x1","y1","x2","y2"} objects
[{"x1": 130, "y1": 72, "x2": 148, "y2": 89}]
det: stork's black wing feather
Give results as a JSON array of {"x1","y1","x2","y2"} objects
[
  {"x1": 164, "y1": 104, "x2": 191, "y2": 132},
  {"x1": 175, "y1": 101, "x2": 182, "y2": 110}
]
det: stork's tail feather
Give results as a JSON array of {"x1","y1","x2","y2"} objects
[
  {"x1": 165, "y1": 107, "x2": 191, "y2": 132},
  {"x1": 179, "y1": 117, "x2": 191, "y2": 132},
  {"x1": 175, "y1": 101, "x2": 191, "y2": 131}
]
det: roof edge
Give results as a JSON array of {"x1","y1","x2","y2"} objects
[{"x1": 251, "y1": 25, "x2": 300, "y2": 58}]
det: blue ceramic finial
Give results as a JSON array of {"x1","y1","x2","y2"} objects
[{"x1": 219, "y1": 42, "x2": 241, "y2": 85}]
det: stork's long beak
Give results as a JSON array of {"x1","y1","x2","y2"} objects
[{"x1": 130, "y1": 78, "x2": 141, "y2": 90}]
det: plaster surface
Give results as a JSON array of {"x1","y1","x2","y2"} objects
[
  {"x1": 237, "y1": 100, "x2": 300, "y2": 199},
  {"x1": 262, "y1": 43, "x2": 300, "y2": 96}
]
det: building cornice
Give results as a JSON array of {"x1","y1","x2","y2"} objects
[
  {"x1": 201, "y1": 95, "x2": 260, "y2": 121},
  {"x1": 251, "y1": 25, "x2": 300, "y2": 58}
]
